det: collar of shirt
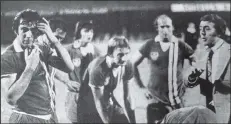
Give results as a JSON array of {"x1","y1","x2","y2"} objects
[
  {"x1": 106, "y1": 56, "x2": 113, "y2": 68},
  {"x1": 205, "y1": 38, "x2": 224, "y2": 52},
  {"x1": 13, "y1": 38, "x2": 24, "y2": 52},
  {"x1": 154, "y1": 35, "x2": 178, "y2": 52}
]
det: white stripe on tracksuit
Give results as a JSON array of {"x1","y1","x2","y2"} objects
[
  {"x1": 40, "y1": 61, "x2": 56, "y2": 112},
  {"x1": 168, "y1": 41, "x2": 181, "y2": 106}
]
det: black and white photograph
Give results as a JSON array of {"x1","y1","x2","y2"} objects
[{"x1": 1, "y1": 1, "x2": 230, "y2": 123}]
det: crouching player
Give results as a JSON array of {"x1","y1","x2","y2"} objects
[{"x1": 77, "y1": 36, "x2": 135, "y2": 123}]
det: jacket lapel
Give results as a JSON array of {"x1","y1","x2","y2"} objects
[
  {"x1": 198, "y1": 41, "x2": 230, "y2": 83},
  {"x1": 212, "y1": 43, "x2": 230, "y2": 83}
]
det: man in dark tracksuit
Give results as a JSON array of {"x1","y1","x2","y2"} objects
[
  {"x1": 53, "y1": 20, "x2": 101, "y2": 123},
  {"x1": 132, "y1": 14, "x2": 194, "y2": 123},
  {"x1": 1, "y1": 9, "x2": 74, "y2": 123}
]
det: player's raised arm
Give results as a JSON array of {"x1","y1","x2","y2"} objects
[{"x1": 37, "y1": 17, "x2": 74, "y2": 72}]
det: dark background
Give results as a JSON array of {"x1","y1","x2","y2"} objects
[
  {"x1": 1, "y1": 1, "x2": 230, "y2": 123},
  {"x1": 1, "y1": 1, "x2": 230, "y2": 44}
]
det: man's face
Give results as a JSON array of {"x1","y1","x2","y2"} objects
[
  {"x1": 112, "y1": 47, "x2": 130, "y2": 65},
  {"x1": 157, "y1": 17, "x2": 174, "y2": 41},
  {"x1": 80, "y1": 28, "x2": 94, "y2": 43},
  {"x1": 17, "y1": 18, "x2": 38, "y2": 48},
  {"x1": 54, "y1": 28, "x2": 67, "y2": 43},
  {"x1": 199, "y1": 21, "x2": 217, "y2": 46}
]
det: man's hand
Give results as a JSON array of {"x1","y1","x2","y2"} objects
[
  {"x1": 144, "y1": 90, "x2": 153, "y2": 100},
  {"x1": 37, "y1": 18, "x2": 59, "y2": 44},
  {"x1": 187, "y1": 68, "x2": 204, "y2": 88},
  {"x1": 66, "y1": 81, "x2": 80, "y2": 92},
  {"x1": 188, "y1": 68, "x2": 204, "y2": 81},
  {"x1": 25, "y1": 48, "x2": 40, "y2": 71}
]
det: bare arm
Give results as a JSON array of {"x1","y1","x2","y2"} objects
[
  {"x1": 1, "y1": 49, "x2": 40, "y2": 105},
  {"x1": 131, "y1": 51, "x2": 146, "y2": 88},
  {"x1": 54, "y1": 69, "x2": 70, "y2": 85},
  {"x1": 3, "y1": 68, "x2": 35, "y2": 105},
  {"x1": 90, "y1": 85, "x2": 110, "y2": 123},
  {"x1": 52, "y1": 42, "x2": 74, "y2": 72},
  {"x1": 37, "y1": 18, "x2": 74, "y2": 72},
  {"x1": 54, "y1": 69, "x2": 80, "y2": 92}
]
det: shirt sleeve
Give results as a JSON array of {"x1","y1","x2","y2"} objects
[
  {"x1": 88, "y1": 60, "x2": 105, "y2": 88},
  {"x1": 179, "y1": 41, "x2": 194, "y2": 58},
  {"x1": 1, "y1": 54, "x2": 17, "y2": 76},
  {"x1": 40, "y1": 43, "x2": 70, "y2": 72},
  {"x1": 139, "y1": 40, "x2": 151, "y2": 58}
]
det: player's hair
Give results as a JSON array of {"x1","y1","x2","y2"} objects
[
  {"x1": 153, "y1": 14, "x2": 173, "y2": 30},
  {"x1": 107, "y1": 36, "x2": 130, "y2": 55},
  {"x1": 74, "y1": 20, "x2": 94, "y2": 40},
  {"x1": 12, "y1": 9, "x2": 41, "y2": 34},
  {"x1": 200, "y1": 14, "x2": 227, "y2": 36},
  {"x1": 49, "y1": 18, "x2": 67, "y2": 32},
  {"x1": 147, "y1": 103, "x2": 169, "y2": 123}
]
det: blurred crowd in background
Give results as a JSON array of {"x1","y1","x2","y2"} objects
[{"x1": 1, "y1": 1, "x2": 230, "y2": 46}]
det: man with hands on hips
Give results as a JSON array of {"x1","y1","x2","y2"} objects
[
  {"x1": 132, "y1": 14, "x2": 194, "y2": 123},
  {"x1": 1, "y1": 9, "x2": 74, "y2": 123}
]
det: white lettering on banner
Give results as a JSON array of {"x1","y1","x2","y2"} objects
[{"x1": 171, "y1": 3, "x2": 230, "y2": 12}]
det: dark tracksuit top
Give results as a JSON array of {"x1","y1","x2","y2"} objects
[
  {"x1": 64, "y1": 42, "x2": 101, "y2": 122},
  {"x1": 139, "y1": 36, "x2": 193, "y2": 106}
]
